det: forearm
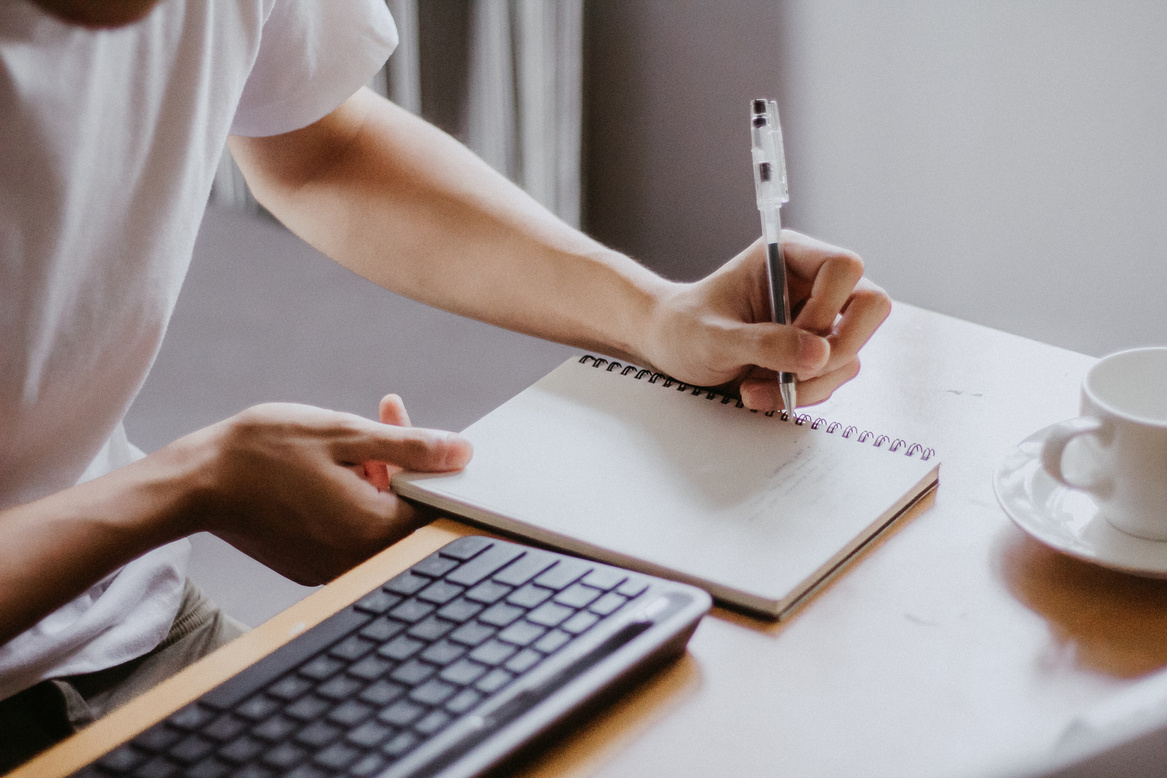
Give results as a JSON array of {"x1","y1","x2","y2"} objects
[
  {"x1": 0, "y1": 440, "x2": 205, "y2": 647},
  {"x1": 228, "y1": 88, "x2": 673, "y2": 364}
]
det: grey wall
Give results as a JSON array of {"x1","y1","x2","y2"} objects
[{"x1": 583, "y1": 0, "x2": 1167, "y2": 357}]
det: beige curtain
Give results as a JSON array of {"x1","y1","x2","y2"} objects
[{"x1": 211, "y1": 0, "x2": 584, "y2": 230}]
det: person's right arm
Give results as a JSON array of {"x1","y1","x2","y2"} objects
[{"x1": 0, "y1": 397, "x2": 471, "y2": 647}]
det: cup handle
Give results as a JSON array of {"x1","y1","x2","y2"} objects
[{"x1": 1040, "y1": 417, "x2": 1111, "y2": 493}]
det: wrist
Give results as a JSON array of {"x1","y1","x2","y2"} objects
[{"x1": 122, "y1": 423, "x2": 225, "y2": 544}]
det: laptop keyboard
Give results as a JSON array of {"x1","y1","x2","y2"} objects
[{"x1": 77, "y1": 536, "x2": 708, "y2": 778}]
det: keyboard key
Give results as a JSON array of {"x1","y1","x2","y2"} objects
[
  {"x1": 347, "y1": 653, "x2": 392, "y2": 681},
  {"x1": 589, "y1": 591, "x2": 628, "y2": 616},
  {"x1": 97, "y1": 744, "x2": 145, "y2": 772},
  {"x1": 497, "y1": 620, "x2": 546, "y2": 647},
  {"x1": 350, "y1": 753, "x2": 388, "y2": 777},
  {"x1": 346, "y1": 720, "x2": 393, "y2": 749},
  {"x1": 446, "y1": 543, "x2": 524, "y2": 586},
  {"x1": 420, "y1": 639, "x2": 465, "y2": 666},
  {"x1": 381, "y1": 730, "x2": 420, "y2": 758},
  {"x1": 479, "y1": 602, "x2": 524, "y2": 627},
  {"x1": 417, "y1": 579, "x2": 464, "y2": 604},
  {"x1": 378, "y1": 634, "x2": 424, "y2": 661},
  {"x1": 388, "y1": 599, "x2": 435, "y2": 623},
  {"x1": 168, "y1": 705, "x2": 214, "y2": 732},
  {"x1": 266, "y1": 674, "x2": 312, "y2": 701},
  {"x1": 286, "y1": 765, "x2": 329, "y2": 778},
  {"x1": 231, "y1": 765, "x2": 273, "y2": 778},
  {"x1": 411, "y1": 554, "x2": 460, "y2": 578},
  {"x1": 464, "y1": 580, "x2": 512, "y2": 605},
  {"x1": 298, "y1": 655, "x2": 344, "y2": 682},
  {"x1": 360, "y1": 616, "x2": 408, "y2": 642},
  {"x1": 439, "y1": 658, "x2": 488, "y2": 686},
  {"x1": 358, "y1": 679, "x2": 406, "y2": 707},
  {"x1": 581, "y1": 567, "x2": 626, "y2": 591},
  {"x1": 469, "y1": 639, "x2": 517, "y2": 666},
  {"x1": 261, "y1": 742, "x2": 307, "y2": 770},
  {"x1": 561, "y1": 610, "x2": 600, "y2": 635},
  {"x1": 217, "y1": 735, "x2": 265, "y2": 765},
  {"x1": 507, "y1": 583, "x2": 554, "y2": 609},
  {"x1": 284, "y1": 694, "x2": 331, "y2": 722},
  {"x1": 317, "y1": 674, "x2": 362, "y2": 701},
  {"x1": 251, "y1": 715, "x2": 298, "y2": 742},
  {"x1": 187, "y1": 755, "x2": 231, "y2": 778},
  {"x1": 234, "y1": 694, "x2": 281, "y2": 722},
  {"x1": 410, "y1": 678, "x2": 457, "y2": 706},
  {"x1": 414, "y1": 709, "x2": 452, "y2": 736},
  {"x1": 493, "y1": 550, "x2": 558, "y2": 586},
  {"x1": 379, "y1": 699, "x2": 424, "y2": 727},
  {"x1": 313, "y1": 742, "x2": 361, "y2": 771},
  {"x1": 353, "y1": 589, "x2": 402, "y2": 615},
  {"x1": 329, "y1": 634, "x2": 376, "y2": 662},
  {"x1": 475, "y1": 668, "x2": 514, "y2": 694},
  {"x1": 534, "y1": 558, "x2": 592, "y2": 590},
  {"x1": 384, "y1": 570, "x2": 431, "y2": 596},
  {"x1": 438, "y1": 535, "x2": 494, "y2": 561},
  {"x1": 202, "y1": 713, "x2": 247, "y2": 742},
  {"x1": 408, "y1": 615, "x2": 455, "y2": 642},
  {"x1": 444, "y1": 688, "x2": 483, "y2": 715},
  {"x1": 533, "y1": 629, "x2": 571, "y2": 654},
  {"x1": 327, "y1": 699, "x2": 373, "y2": 727},
  {"x1": 436, "y1": 597, "x2": 483, "y2": 622},
  {"x1": 555, "y1": 582, "x2": 601, "y2": 609},
  {"x1": 504, "y1": 649, "x2": 542, "y2": 674},
  {"x1": 294, "y1": 720, "x2": 342, "y2": 749},
  {"x1": 135, "y1": 756, "x2": 179, "y2": 777},
  {"x1": 169, "y1": 734, "x2": 214, "y2": 764},
  {"x1": 448, "y1": 621, "x2": 495, "y2": 647},
  {"x1": 390, "y1": 658, "x2": 436, "y2": 686},
  {"x1": 526, "y1": 601, "x2": 574, "y2": 627}
]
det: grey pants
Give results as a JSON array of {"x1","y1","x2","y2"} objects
[{"x1": 0, "y1": 580, "x2": 246, "y2": 773}]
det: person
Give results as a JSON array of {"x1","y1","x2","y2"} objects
[{"x1": 0, "y1": 0, "x2": 891, "y2": 769}]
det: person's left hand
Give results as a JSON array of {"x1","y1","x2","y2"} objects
[{"x1": 639, "y1": 230, "x2": 891, "y2": 410}]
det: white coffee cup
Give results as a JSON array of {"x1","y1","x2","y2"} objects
[{"x1": 1041, "y1": 347, "x2": 1167, "y2": 540}]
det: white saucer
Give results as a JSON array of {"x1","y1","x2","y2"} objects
[{"x1": 994, "y1": 423, "x2": 1167, "y2": 578}]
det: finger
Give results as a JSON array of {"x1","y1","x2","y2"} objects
[
  {"x1": 379, "y1": 393, "x2": 412, "y2": 427},
  {"x1": 794, "y1": 358, "x2": 863, "y2": 406},
  {"x1": 791, "y1": 249, "x2": 865, "y2": 338},
  {"x1": 361, "y1": 461, "x2": 392, "y2": 490},
  {"x1": 821, "y1": 280, "x2": 891, "y2": 373},
  {"x1": 334, "y1": 422, "x2": 473, "y2": 472}
]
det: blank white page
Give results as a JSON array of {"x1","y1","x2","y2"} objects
[{"x1": 394, "y1": 358, "x2": 938, "y2": 617}]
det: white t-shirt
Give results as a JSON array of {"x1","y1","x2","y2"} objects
[{"x1": 0, "y1": 0, "x2": 396, "y2": 701}]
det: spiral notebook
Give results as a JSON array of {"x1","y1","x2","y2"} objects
[{"x1": 393, "y1": 355, "x2": 939, "y2": 619}]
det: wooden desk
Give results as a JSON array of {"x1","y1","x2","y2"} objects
[{"x1": 18, "y1": 303, "x2": 1166, "y2": 778}]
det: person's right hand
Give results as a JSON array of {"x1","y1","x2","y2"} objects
[{"x1": 172, "y1": 398, "x2": 471, "y2": 585}]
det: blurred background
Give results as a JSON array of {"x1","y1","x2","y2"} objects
[{"x1": 125, "y1": 0, "x2": 1167, "y2": 626}]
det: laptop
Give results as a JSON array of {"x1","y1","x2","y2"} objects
[{"x1": 67, "y1": 534, "x2": 711, "y2": 777}]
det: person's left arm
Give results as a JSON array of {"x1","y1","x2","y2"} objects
[{"x1": 228, "y1": 87, "x2": 889, "y2": 410}]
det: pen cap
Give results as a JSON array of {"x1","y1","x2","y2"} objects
[{"x1": 751, "y1": 98, "x2": 789, "y2": 208}]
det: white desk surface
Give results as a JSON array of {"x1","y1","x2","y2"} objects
[{"x1": 22, "y1": 303, "x2": 1167, "y2": 778}]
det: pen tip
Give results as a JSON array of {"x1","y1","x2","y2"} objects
[{"x1": 780, "y1": 383, "x2": 797, "y2": 419}]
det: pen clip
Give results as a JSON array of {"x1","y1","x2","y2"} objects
[{"x1": 751, "y1": 98, "x2": 789, "y2": 207}]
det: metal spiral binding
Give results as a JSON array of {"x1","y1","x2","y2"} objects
[{"x1": 577, "y1": 355, "x2": 935, "y2": 461}]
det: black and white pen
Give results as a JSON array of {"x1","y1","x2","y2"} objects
[{"x1": 750, "y1": 97, "x2": 797, "y2": 417}]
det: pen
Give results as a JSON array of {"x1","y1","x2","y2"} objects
[{"x1": 750, "y1": 97, "x2": 797, "y2": 417}]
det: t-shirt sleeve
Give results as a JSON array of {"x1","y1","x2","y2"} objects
[{"x1": 230, "y1": 0, "x2": 398, "y2": 137}]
